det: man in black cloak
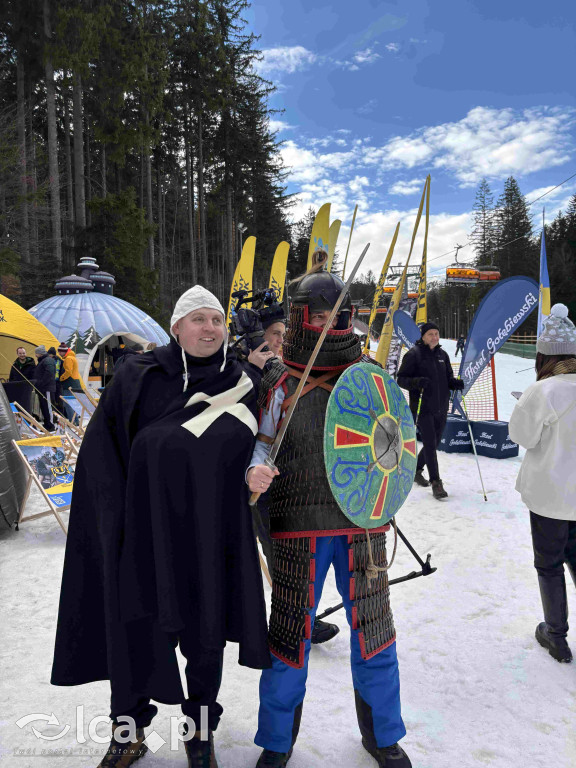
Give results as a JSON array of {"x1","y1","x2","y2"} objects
[{"x1": 51, "y1": 285, "x2": 271, "y2": 768}]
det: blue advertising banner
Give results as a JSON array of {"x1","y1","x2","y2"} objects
[
  {"x1": 458, "y1": 276, "x2": 539, "y2": 398},
  {"x1": 393, "y1": 310, "x2": 420, "y2": 349}
]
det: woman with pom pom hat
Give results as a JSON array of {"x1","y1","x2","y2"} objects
[{"x1": 509, "y1": 303, "x2": 576, "y2": 663}]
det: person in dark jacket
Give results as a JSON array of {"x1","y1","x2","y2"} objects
[
  {"x1": 455, "y1": 335, "x2": 466, "y2": 357},
  {"x1": 397, "y1": 322, "x2": 464, "y2": 499},
  {"x1": 51, "y1": 285, "x2": 270, "y2": 768},
  {"x1": 9, "y1": 347, "x2": 36, "y2": 383},
  {"x1": 8, "y1": 347, "x2": 36, "y2": 412},
  {"x1": 33, "y1": 345, "x2": 57, "y2": 431}
]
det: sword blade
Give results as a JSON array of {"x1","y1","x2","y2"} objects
[{"x1": 249, "y1": 242, "x2": 371, "y2": 506}]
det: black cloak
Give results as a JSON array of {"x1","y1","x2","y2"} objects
[{"x1": 51, "y1": 340, "x2": 270, "y2": 705}]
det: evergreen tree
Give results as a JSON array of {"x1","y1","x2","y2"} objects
[
  {"x1": 470, "y1": 178, "x2": 496, "y2": 266},
  {"x1": 493, "y1": 176, "x2": 537, "y2": 279}
]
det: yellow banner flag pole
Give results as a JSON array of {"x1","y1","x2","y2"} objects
[
  {"x1": 227, "y1": 235, "x2": 256, "y2": 330},
  {"x1": 415, "y1": 175, "x2": 431, "y2": 325},
  {"x1": 327, "y1": 220, "x2": 341, "y2": 272},
  {"x1": 268, "y1": 241, "x2": 290, "y2": 302},
  {"x1": 307, "y1": 203, "x2": 331, "y2": 271},
  {"x1": 375, "y1": 181, "x2": 428, "y2": 367},
  {"x1": 363, "y1": 222, "x2": 400, "y2": 354},
  {"x1": 341, "y1": 204, "x2": 358, "y2": 280}
]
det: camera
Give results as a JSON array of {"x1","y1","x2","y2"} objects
[{"x1": 230, "y1": 288, "x2": 285, "y2": 354}]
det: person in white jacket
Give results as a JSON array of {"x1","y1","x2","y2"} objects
[{"x1": 509, "y1": 303, "x2": 576, "y2": 663}]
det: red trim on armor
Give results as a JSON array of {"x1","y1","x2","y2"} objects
[
  {"x1": 271, "y1": 644, "x2": 306, "y2": 669},
  {"x1": 309, "y1": 583, "x2": 315, "y2": 608},
  {"x1": 301, "y1": 321, "x2": 353, "y2": 337},
  {"x1": 282, "y1": 357, "x2": 362, "y2": 372},
  {"x1": 352, "y1": 605, "x2": 358, "y2": 630},
  {"x1": 348, "y1": 547, "x2": 353, "y2": 571},
  {"x1": 310, "y1": 536, "x2": 317, "y2": 553},
  {"x1": 270, "y1": 525, "x2": 390, "y2": 539},
  {"x1": 358, "y1": 632, "x2": 396, "y2": 660},
  {"x1": 305, "y1": 613, "x2": 311, "y2": 640},
  {"x1": 350, "y1": 576, "x2": 355, "y2": 601},
  {"x1": 310, "y1": 557, "x2": 316, "y2": 582}
]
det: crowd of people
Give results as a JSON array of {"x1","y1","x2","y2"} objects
[
  {"x1": 8, "y1": 342, "x2": 82, "y2": 430},
  {"x1": 30, "y1": 270, "x2": 574, "y2": 768}
]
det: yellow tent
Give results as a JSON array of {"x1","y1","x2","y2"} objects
[{"x1": 0, "y1": 293, "x2": 60, "y2": 380}]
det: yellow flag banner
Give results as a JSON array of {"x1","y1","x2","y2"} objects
[
  {"x1": 327, "y1": 220, "x2": 341, "y2": 272},
  {"x1": 375, "y1": 180, "x2": 428, "y2": 366},
  {"x1": 363, "y1": 222, "x2": 400, "y2": 354},
  {"x1": 307, "y1": 203, "x2": 331, "y2": 271},
  {"x1": 227, "y1": 235, "x2": 256, "y2": 329},
  {"x1": 342, "y1": 204, "x2": 358, "y2": 280},
  {"x1": 415, "y1": 175, "x2": 431, "y2": 325},
  {"x1": 268, "y1": 241, "x2": 290, "y2": 302}
]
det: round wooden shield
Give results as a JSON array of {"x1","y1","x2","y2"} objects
[{"x1": 324, "y1": 362, "x2": 417, "y2": 528}]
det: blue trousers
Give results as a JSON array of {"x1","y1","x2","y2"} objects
[{"x1": 256, "y1": 535, "x2": 406, "y2": 752}]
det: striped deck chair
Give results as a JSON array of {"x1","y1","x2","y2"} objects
[{"x1": 11, "y1": 434, "x2": 77, "y2": 535}]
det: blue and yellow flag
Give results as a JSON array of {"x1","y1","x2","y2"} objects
[{"x1": 537, "y1": 227, "x2": 551, "y2": 336}]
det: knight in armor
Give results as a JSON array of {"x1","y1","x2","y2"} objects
[{"x1": 247, "y1": 267, "x2": 412, "y2": 768}]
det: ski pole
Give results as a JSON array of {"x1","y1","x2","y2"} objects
[
  {"x1": 459, "y1": 392, "x2": 488, "y2": 502},
  {"x1": 515, "y1": 365, "x2": 534, "y2": 374}
]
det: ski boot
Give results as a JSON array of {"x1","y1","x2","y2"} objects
[{"x1": 311, "y1": 617, "x2": 340, "y2": 644}]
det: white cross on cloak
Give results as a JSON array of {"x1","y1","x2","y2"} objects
[{"x1": 181, "y1": 371, "x2": 258, "y2": 438}]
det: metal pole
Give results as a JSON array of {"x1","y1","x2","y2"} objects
[{"x1": 460, "y1": 393, "x2": 488, "y2": 501}]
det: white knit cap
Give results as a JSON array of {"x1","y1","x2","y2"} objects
[
  {"x1": 170, "y1": 285, "x2": 228, "y2": 390},
  {"x1": 537, "y1": 304, "x2": 576, "y2": 355},
  {"x1": 170, "y1": 285, "x2": 226, "y2": 338}
]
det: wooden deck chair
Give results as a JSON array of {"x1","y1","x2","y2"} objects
[
  {"x1": 70, "y1": 390, "x2": 96, "y2": 424},
  {"x1": 13, "y1": 402, "x2": 51, "y2": 436},
  {"x1": 61, "y1": 396, "x2": 87, "y2": 435},
  {"x1": 11, "y1": 434, "x2": 77, "y2": 535},
  {"x1": 79, "y1": 386, "x2": 99, "y2": 409},
  {"x1": 10, "y1": 403, "x2": 44, "y2": 438}
]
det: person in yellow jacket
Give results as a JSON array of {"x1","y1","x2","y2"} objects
[{"x1": 58, "y1": 343, "x2": 82, "y2": 392}]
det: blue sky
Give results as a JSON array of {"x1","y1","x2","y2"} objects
[{"x1": 246, "y1": 0, "x2": 576, "y2": 281}]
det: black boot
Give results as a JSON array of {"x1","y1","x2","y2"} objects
[
  {"x1": 536, "y1": 572, "x2": 572, "y2": 662},
  {"x1": 184, "y1": 731, "x2": 219, "y2": 768},
  {"x1": 354, "y1": 691, "x2": 411, "y2": 768},
  {"x1": 311, "y1": 617, "x2": 340, "y2": 644},
  {"x1": 255, "y1": 703, "x2": 302, "y2": 767},
  {"x1": 431, "y1": 479, "x2": 448, "y2": 499},
  {"x1": 97, "y1": 724, "x2": 148, "y2": 768},
  {"x1": 414, "y1": 470, "x2": 429, "y2": 487}
]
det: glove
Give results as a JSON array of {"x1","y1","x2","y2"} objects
[
  {"x1": 413, "y1": 376, "x2": 431, "y2": 391},
  {"x1": 451, "y1": 378, "x2": 465, "y2": 391}
]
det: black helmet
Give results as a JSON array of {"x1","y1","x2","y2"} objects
[{"x1": 291, "y1": 271, "x2": 352, "y2": 330}]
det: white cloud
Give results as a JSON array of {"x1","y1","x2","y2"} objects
[
  {"x1": 368, "y1": 106, "x2": 576, "y2": 186},
  {"x1": 389, "y1": 178, "x2": 425, "y2": 196},
  {"x1": 386, "y1": 43, "x2": 400, "y2": 53},
  {"x1": 268, "y1": 119, "x2": 294, "y2": 133},
  {"x1": 353, "y1": 47, "x2": 381, "y2": 65},
  {"x1": 256, "y1": 46, "x2": 316, "y2": 75}
]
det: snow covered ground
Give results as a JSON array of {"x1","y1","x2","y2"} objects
[{"x1": 2, "y1": 342, "x2": 575, "y2": 768}]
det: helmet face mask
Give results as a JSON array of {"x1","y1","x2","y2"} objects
[{"x1": 292, "y1": 271, "x2": 352, "y2": 332}]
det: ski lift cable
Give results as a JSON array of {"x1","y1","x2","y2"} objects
[{"x1": 427, "y1": 169, "x2": 576, "y2": 266}]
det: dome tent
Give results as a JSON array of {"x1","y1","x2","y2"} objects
[
  {"x1": 0, "y1": 292, "x2": 60, "y2": 380},
  {"x1": 28, "y1": 257, "x2": 169, "y2": 383}
]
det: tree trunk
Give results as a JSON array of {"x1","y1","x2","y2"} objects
[
  {"x1": 85, "y1": 117, "x2": 91, "y2": 227},
  {"x1": 197, "y1": 113, "x2": 208, "y2": 281},
  {"x1": 101, "y1": 143, "x2": 107, "y2": 198},
  {"x1": 63, "y1": 84, "x2": 74, "y2": 225},
  {"x1": 16, "y1": 52, "x2": 30, "y2": 268},
  {"x1": 157, "y1": 168, "x2": 164, "y2": 300},
  {"x1": 72, "y1": 72, "x2": 86, "y2": 229},
  {"x1": 43, "y1": 0, "x2": 62, "y2": 271},
  {"x1": 27, "y1": 80, "x2": 39, "y2": 271},
  {"x1": 145, "y1": 115, "x2": 154, "y2": 269},
  {"x1": 185, "y1": 130, "x2": 196, "y2": 285}
]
